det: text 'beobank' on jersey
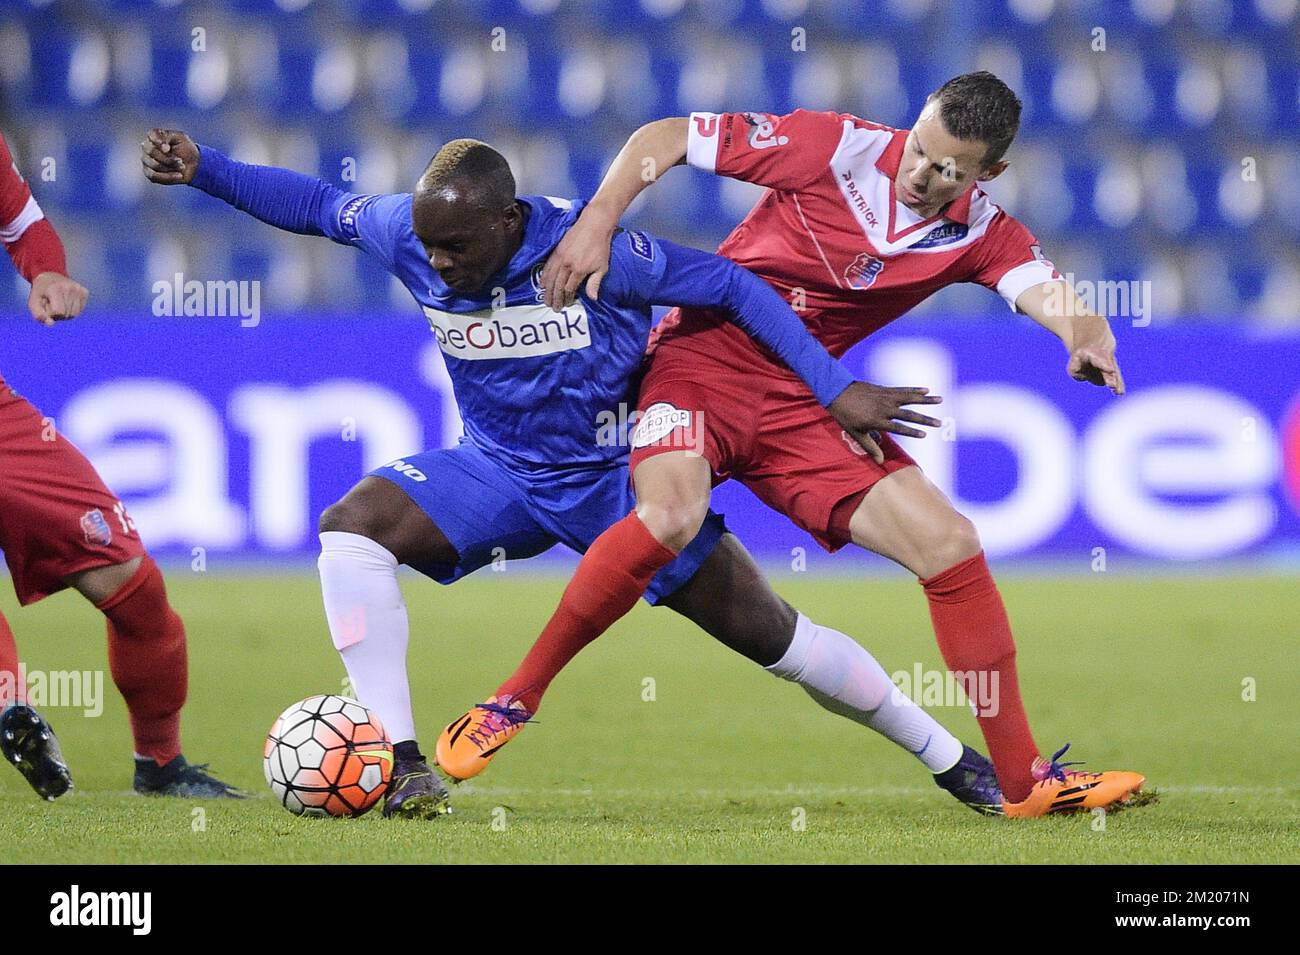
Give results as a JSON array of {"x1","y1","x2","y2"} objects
[{"x1": 657, "y1": 109, "x2": 1063, "y2": 361}]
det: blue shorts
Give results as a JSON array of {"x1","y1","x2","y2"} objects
[{"x1": 369, "y1": 441, "x2": 725, "y2": 605}]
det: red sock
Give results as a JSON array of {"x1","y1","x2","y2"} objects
[
  {"x1": 497, "y1": 512, "x2": 676, "y2": 713},
  {"x1": 921, "y1": 552, "x2": 1040, "y2": 803},
  {"x1": 0, "y1": 610, "x2": 23, "y2": 708},
  {"x1": 97, "y1": 557, "x2": 188, "y2": 765}
]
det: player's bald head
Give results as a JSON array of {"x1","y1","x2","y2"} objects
[{"x1": 414, "y1": 139, "x2": 516, "y2": 214}]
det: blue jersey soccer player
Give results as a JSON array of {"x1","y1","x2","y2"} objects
[{"x1": 144, "y1": 130, "x2": 1001, "y2": 818}]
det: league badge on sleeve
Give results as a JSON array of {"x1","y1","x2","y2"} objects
[
  {"x1": 337, "y1": 194, "x2": 376, "y2": 242},
  {"x1": 627, "y1": 230, "x2": 655, "y2": 262}
]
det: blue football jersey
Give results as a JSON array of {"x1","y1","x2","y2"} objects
[{"x1": 323, "y1": 193, "x2": 658, "y2": 472}]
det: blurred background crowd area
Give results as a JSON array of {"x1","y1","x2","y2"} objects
[{"x1": 1, "y1": 0, "x2": 1298, "y2": 324}]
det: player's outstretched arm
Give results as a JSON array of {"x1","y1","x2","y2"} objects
[
  {"x1": 541, "y1": 117, "x2": 688, "y2": 309},
  {"x1": 1015, "y1": 281, "x2": 1125, "y2": 396},
  {"x1": 605, "y1": 231, "x2": 942, "y2": 461},
  {"x1": 141, "y1": 128, "x2": 355, "y2": 239}
]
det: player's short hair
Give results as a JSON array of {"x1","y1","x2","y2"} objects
[
  {"x1": 925, "y1": 71, "x2": 1022, "y2": 166},
  {"x1": 415, "y1": 139, "x2": 516, "y2": 213}
]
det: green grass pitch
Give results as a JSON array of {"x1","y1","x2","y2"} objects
[{"x1": 1, "y1": 569, "x2": 1296, "y2": 864}]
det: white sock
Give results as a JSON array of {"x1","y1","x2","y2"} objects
[
  {"x1": 766, "y1": 613, "x2": 963, "y2": 773},
  {"x1": 317, "y1": 531, "x2": 417, "y2": 745}
]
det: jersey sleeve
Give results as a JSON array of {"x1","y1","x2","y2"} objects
[
  {"x1": 190, "y1": 144, "x2": 408, "y2": 274},
  {"x1": 685, "y1": 109, "x2": 844, "y2": 192},
  {"x1": 599, "y1": 227, "x2": 668, "y2": 306},
  {"x1": 601, "y1": 228, "x2": 854, "y2": 406},
  {"x1": 0, "y1": 132, "x2": 66, "y2": 281},
  {"x1": 0, "y1": 133, "x2": 36, "y2": 239},
  {"x1": 318, "y1": 192, "x2": 410, "y2": 274},
  {"x1": 968, "y1": 211, "x2": 1062, "y2": 311}
]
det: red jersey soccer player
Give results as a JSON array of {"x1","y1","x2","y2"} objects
[
  {"x1": 439, "y1": 73, "x2": 1145, "y2": 817},
  {"x1": 0, "y1": 131, "x2": 238, "y2": 799}
]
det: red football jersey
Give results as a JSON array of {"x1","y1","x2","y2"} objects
[
  {"x1": 0, "y1": 132, "x2": 44, "y2": 258},
  {"x1": 651, "y1": 109, "x2": 1061, "y2": 362}
]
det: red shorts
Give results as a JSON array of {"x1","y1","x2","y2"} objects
[
  {"x1": 630, "y1": 340, "x2": 916, "y2": 551},
  {"x1": 0, "y1": 382, "x2": 144, "y2": 604}
]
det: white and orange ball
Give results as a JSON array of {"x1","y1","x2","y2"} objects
[{"x1": 264, "y1": 695, "x2": 392, "y2": 817}]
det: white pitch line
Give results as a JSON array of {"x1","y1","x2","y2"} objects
[{"x1": 455, "y1": 784, "x2": 1296, "y2": 798}]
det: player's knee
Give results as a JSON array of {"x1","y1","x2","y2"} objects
[
  {"x1": 636, "y1": 496, "x2": 709, "y2": 553},
  {"x1": 318, "y1": 497, "x2": 382, "y2": 540},
  {"x1": 928, "y1": 513, "x2": 983, "y2": 574}
]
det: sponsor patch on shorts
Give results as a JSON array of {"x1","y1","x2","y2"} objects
[{"x1": 632, "y1": 402, "x2": 692, "y2": 449}]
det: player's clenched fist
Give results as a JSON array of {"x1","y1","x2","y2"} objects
[
  {"x1": 28, "y1": 271, "x2": 88, "y2": 326},
  {"x1": 141, "y1": 129, "x2": 199, "y2": 185}
]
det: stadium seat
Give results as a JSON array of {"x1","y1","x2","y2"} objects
[{"x1": 1, "y1": 0, "x2": 1292, "y2": 320}]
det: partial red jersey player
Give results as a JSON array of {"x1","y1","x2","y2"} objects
[
  {"x1": 0, "y1": 130, "x2": 239, "y2": 799},
  {"x1": 438, "y1": 72, "x2": 1145, "y2": 818}
]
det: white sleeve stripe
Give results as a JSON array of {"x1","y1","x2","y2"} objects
[
  {"x1": 685, "y1": 112, "x2": 721, "y2": 173},
  {"x1": 996, "y1": 260, "x2": 1060, "y2": 311},
  {"x1": 0, "y1": 194, "x2": 43, "y2": 245}
]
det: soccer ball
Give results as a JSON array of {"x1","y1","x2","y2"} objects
[{"x1": 264, "y1": 695, "x2": 392, "y2": 817}]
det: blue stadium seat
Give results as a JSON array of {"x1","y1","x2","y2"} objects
[
  {"x1": 2, "y1": 0, "x2": 1293, "y2": 319},
  {"x1": 28, "y1": 28, "x2": 75, "y2": 109}
]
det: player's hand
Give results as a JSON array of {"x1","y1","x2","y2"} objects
[
  {"x1": 540, "y1": 208, "x2": 617, "y2": 310},
  {"x1": 141, "y1": 128, "x2": 200, "y2": 185},
  {"x1": 827, "y1": 382, "x2": 943, "y2": 464},
  {"x1": 28, "y1": 272, "x2": 88, "y2": 326},
  {"x1": 1068, "y1": 335, "x2": 1125, "y2": 395}
]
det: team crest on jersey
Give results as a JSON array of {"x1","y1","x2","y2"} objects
[
  {"x1": 844, "y1": 253, "x2": 885, "y2": 290},
  {"x1": 912, "y1": 222, "x2": 969, "y2": 249},
  {"x1": 80, "y1": 509, "x2": 112, "y2": 546}
]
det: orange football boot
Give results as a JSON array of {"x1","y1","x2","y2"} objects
[
  {"x1": 435, "y1": 695, "x2": 532, "y2": 781},
  {"x1": 1002, "y1": 744, "x2": 1146, "y2": 817}
]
